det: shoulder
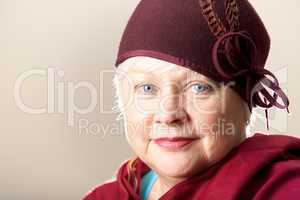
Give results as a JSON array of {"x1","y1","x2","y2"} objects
[
  {"x1": 81, "y1": 178, "x2": 120, "y2": 200},
  {"x1": 81, "y1": 158, "x2": 133, "y2": 200},
  {"x1": 235, "y1": 133, "x2": 300, "y2": 199},
  {"x1": 243, "y1": 133, "x2": 300, "y2": 150},
  {"x1": 253, "y1": 158, "x2": 300, "y2": 200}
]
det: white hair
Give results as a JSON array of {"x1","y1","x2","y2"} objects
[{"x1": 112, "y1": 56, "x2": 183, "y2": 121}]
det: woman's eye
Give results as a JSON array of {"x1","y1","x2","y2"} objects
[
  {"x1": 191, "y1": 83, "x2": 212, "y2": 94},
  {"x1": 137, "y1": 84, "x2": 157, "y2": 95}
]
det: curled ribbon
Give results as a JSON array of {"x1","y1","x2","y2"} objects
[{"x1": 211, "y1": 31, "x2": 289, "y2": 130}]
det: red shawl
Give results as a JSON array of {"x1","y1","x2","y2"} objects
[{"x1": 83, "y1": 133, "x2": 300, "y2": 200}]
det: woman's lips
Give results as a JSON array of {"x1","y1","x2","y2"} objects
[{"x1": 153, "y1": 137, "x2": 197, "y2": 151}]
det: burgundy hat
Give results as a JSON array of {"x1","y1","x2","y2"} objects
[{"x1": 115, "y1": 0, "x2": 289, "y2": 129}]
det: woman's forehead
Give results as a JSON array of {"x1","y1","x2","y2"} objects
[{"x1": 117, "y1": 56, "x2": 209, "y2": 80}]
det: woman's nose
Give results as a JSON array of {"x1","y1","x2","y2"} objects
[{"x1": 154, "y1": 93, "x2": 188, "y2": 125}]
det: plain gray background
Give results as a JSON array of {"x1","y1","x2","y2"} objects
[{"x1": 1, "y1": 0, "x2": 300, "y2": 199}]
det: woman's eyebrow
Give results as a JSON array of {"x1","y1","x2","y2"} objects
[
  {"x1": 127, "y1": 70, "x2": 152, "y2": 75},
  {"x1": 127, "y1": 71, "x2": 157, "y2": 79},
  {"x1": 185, "y1": 72, "x2": 209, "y2": 82},
  {"x1": 185, "y1": 73, "x2": 221, "y2": 88},
  {"x1": 126, "y1": 69, "x2": 219, "y2": 87},
  {"x1": 126, "y1": 71, "x2": 159, "y2": 83},
  {"x1": 127, "y1": 67, "x2": 160, "y2": 73}
]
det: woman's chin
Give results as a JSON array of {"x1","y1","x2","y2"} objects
[
  {"x1": 149, "y1": 150, "x2": 203, "y2": 178},
  {"x1": 153, "y1": 158, "x2": 200, "y2": 179}
]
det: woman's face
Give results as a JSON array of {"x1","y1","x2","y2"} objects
[{"x1": 117, "y1": 57, "x2": 248, "y2": 179}]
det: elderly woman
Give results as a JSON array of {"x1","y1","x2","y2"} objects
[{"x1": 83, "y1": 0, "x2": 300, "y2": 199}]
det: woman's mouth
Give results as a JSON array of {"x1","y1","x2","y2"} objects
[{"x1": 153, "y1": 137, "x2": 197, "y2": 151}]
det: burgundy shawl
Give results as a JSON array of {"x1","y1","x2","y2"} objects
[{"x1": 83, "y1": 133, "x2": 300, "y2": 200}]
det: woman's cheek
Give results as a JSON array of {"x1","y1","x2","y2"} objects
[
  {"x1": 186, "y1": 92, "x2": 220, "y2": 112},
  {"x1": 124, "y1": 105, "x2": 152, "y2": 145},
  {"x1": 186, "y1": 96, "x2": 223, "y2": 136},
  {"x1": 124, "y1": 118, "x2": 150, "y2": 157}
]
